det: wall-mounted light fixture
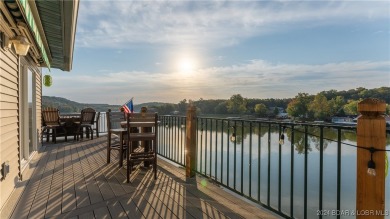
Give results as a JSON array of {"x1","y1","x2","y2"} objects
[
  {"x1": 0, "y1": 32, "x2": 30, "y2": 56},
  {"x1": 9, "y1": 35, "x2": 30, "y2": 56}
]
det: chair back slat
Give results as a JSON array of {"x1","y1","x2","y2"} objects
[
  {"x1": 126, "y1": 113, "x2": 158, "y2": 133},
  {"x1": 107, "y1": 110, "x2": 125, "y2": 130},
  {"x1": 42, "y1": 107, "x2": 60, "y2": 126},
  {"x1": 128, "y1": 117, "x2": 156, "y2": 123},
  {"x1": 80, "y1": 108, "x2": 96, "y2": 125}
]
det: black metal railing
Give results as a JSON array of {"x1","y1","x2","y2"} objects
[
  {"x1": 158, "y1": 115, "x2": 187, "y2": 166},
  {"x1": 157, "y1": 115, "x2": 390, "y2": 219}
]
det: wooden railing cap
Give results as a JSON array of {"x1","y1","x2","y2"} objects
[{"x1": 358, "y1": 98, "x2": 386, "y2": 114}]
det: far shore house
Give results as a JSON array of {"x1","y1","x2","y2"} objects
[{"x1": 0, "y1": 0, "x2": 78, "y2": 211}]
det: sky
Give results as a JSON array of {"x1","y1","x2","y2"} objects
[{"x1": 43, "y1": 0, "x2": 390, "y2": 105}]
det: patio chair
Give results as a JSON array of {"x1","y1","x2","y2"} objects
[
  {"x1": 106, "y1": 109, "x2": 127, "y2": 167},
  {"x1": 41, "y1": 107, "x2": 67, "y2": 144},
  {"x1": 125, "y1": 112, "x2": 158, "y2": 183},
  {"x1": 75, "y1": 108, "x2": 96, "y2": 140}
]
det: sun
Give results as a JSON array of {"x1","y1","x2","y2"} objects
[{"x1": 177, "y1": 57, "x2": 196, "y2": 74}]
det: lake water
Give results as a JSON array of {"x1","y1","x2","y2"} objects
[{"x1": 158, "y1": 121, "x2": 390, "y2": 219}]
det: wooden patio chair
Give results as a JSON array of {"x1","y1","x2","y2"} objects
[
  {"x1": 106, "y1": 109, "x2": 127, "y2": 167},
  {"x1": 41, "y1": 107, "x2": 67, "y2": 144},
  {"x1": 125, "y1": 112, "x2": 158, "y2": 183},
  {"x1": 75, "y1": 108, "x2": 96, "y2": 140}
]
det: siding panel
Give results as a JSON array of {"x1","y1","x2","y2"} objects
[
  {"x1": 0, "y1": 76, "x2": 18, "y2": 90},
  {"x1": 0, "y1": 117, "x2": 17, "y2": 127},
  {"x1": 0, "y1": 109, "x2": 18, "y2": 118},
  {"x1": 0, "y1": 65, "x2": 18, "y2": 83},
  {"x1": 0, "y1": 84, "x2": 18, "y2": 97},
  {"x1": 0, "y1": 48, "x2": 19, "y2": 209},
  {"x1": 36, "y1": 71, "x2": 42, "y2": 143},
  {"x1": 0, "y1": 102, "x2": 18, "y2": 110},
  {"x1": 0, "y1": 49, "x2": 18, "y2": 69},
  {"x1": 0, "y1": 93, "x2": 17, "y2": 103}
]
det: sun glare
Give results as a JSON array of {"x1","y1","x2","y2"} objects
[{"x1": 177, "y1": 58, "x2": 196, "y2": 74}]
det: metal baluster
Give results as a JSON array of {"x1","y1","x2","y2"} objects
[
  {"x1": 241, "y1": 120, "x2": 244, "y2": 195},
  {"x1": 200, "y1": 118, "x2": 203, "y2": 174},
  {"x1": 267, "y1": 123, "x2": 271, "y2": 206},
  {"x1": 205, "y1": 119, "x2": 208, "y2": 175},
  {"x1": 175, "y1": 116, "x2": 177, "y2": 163},
  {"x1": 319, "y1": 126, "x2": 324, "y2": 219},
  {"x1": 221, "y1": 120, "x2": 224, "y2": 184},
  {"x1": 258, "y1": 122, "x2": 261, "y2": 202},
  {"x1": 210, "y1": 119, "x2": 213, "y2": 178},
  {"x1": 278, "y1": 124, "x2": 282, "y2": 212},
  {"x1": 234, "y1": 120, "x2": 237, "y2": 191},
  {"x1": 290, "y1": 125, "x2": 295, "y2": 218},
  {"x1": 215, "y1": 120, "x2": 218, "y2": 181},
  {"x1": 227, "y1": 120, "x2": 230, "y2": 188},
  {"x1": 304, "y1": 125, "x2": 308, "y2": 219},
  {"x1": 337, "y1": 128, "x2": 341, "y2": 219},
  {"x1": 249, "y1": 121, "x2": 252, "y2": 198}
]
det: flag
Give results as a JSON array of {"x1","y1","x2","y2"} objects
[{"x1": 123, "y1": 98, "x2": 134, "y2": 114}]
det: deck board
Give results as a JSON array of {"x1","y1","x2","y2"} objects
[{"x1": 7, "y1": 136, "x2": 278, "y2": 219}]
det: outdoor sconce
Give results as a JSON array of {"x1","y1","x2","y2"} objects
[
  {"x1": 1, "y1": 32, "x2": 31, "y2": 56},
  {"x1": 10, "y1": 35, "x2": 30, "y2": 56}
]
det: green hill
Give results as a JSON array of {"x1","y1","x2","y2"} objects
[{"x1": 42, "y1": 96, "x2": 166, "y2": 113}]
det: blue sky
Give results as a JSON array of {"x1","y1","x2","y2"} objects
[{"x1": 43, "y1": 0, "x2": 390, "y2": 105}]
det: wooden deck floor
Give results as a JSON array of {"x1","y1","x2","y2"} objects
[{"x1": 5, "y1": 137, "x2": 277, "y2": 219}]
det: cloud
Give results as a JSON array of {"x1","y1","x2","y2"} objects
[
  {"x1": 76, "y1": 1, "x2": 389, "y2": 48},
  {"x1": 44, "y1": 60, "x2": 390, "y2": 104}
]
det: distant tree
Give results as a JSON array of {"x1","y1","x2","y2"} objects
[
  {"x1": 273, "y1": 107, "x2": 280, "y2": 116},
  {"x1": 308, "y1": 94, "x2": 330, "y2": 120},
  {"x1": 254, "y1": 103, "x2": 267, "y2": 117},
  {"x1": 156, "y1": 104, "x2": 175, "y2": 115},
  {"x1": 343, "y1": 99, "x2": 361, "y2": 115},
  {"x1": 215, "y1": 101, "x2": 228, "y2": 114},
  {"x1": 286, "y1": 93, "x2": 312, "y2": 119},
  {"x1": 177, "y1": 99, "x2": 188, "y2": 113},
  {"x1": 226, "y1": 94, "x2": 247, "y2": 114},
  {"x1": 329, "y1": 96, "x2": 345, "y2": 115}
]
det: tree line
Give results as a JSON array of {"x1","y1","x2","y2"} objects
[{"x1": 150, "y1": 87, "x2": 390, "y2": 120}]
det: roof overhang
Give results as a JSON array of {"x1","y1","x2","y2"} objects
[
  {"x1": 4, "y1": 0, "x2": 79, "y2": 71},
  {"x1": 34, "y1": 0, "x2": 79, "y2": 71}
]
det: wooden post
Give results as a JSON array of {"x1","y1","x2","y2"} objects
[
  {"x1": 357, "y1": 98, "x2": 386, "y2": 218},
  {"x1": 186, "y1": 105, "x2": 197, "y2": 178}
]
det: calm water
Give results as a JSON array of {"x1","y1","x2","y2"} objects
[{"x1": 158, "y1": 122, "x2": 390, "y2": 219}]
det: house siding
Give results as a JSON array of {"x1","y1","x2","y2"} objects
[
  {"x1": 33, "y1": 66, "x2": 42, "y2": 143},
  {"x1": 0, "y1": 46, "x2": 20, "y2": 209}
]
